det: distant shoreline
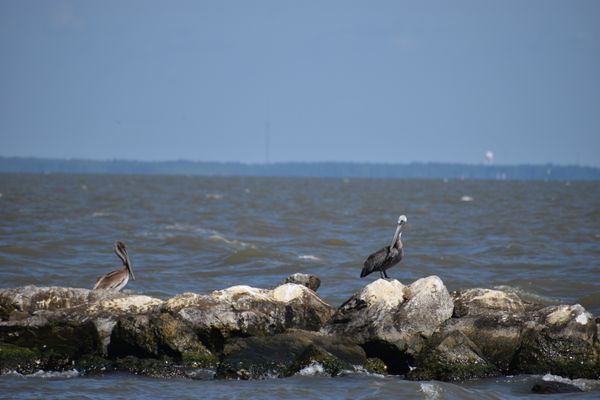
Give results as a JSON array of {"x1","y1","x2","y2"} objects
[{"x1": 1, "y1": 156, "x2": 599, "y2": 181}]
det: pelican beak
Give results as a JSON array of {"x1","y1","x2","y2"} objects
[
  {"x1": 389, "y1": 224, "x2": 403, "y2": 249},
  {"x1": 124, "y1": 251, "x2": 135, "y2": 280}
]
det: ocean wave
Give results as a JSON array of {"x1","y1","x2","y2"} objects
[
  {"x1": 205, "y1": 193, "x2": 223, "y2": 200},
  {"x1": 5, "y1": 369, "x2": 80, "y2": 379},
  {"x1": 420, "y1": 382, "x2": 442, "y2": 399},
  {"x1": 208, "y1": 235, "x2": 254, "y2": 249},
  {"x1": 298, "y1": 255, "x2": 321, "y2": 262},
  {"x1": 92, "y1": 211, "x2": 113, "y2": 218},
  {"x1": 297, "y1": 362, "x2": 326, "y2": 376},
  {"x1": 542, "y1": 373, "x2": 599, "y2": 391},
  {"x1": 321, "y1": 238, "x2": 351, "y2": 247},
  {"x1": 493, "y1": 285, "x2": 560, "y2": 304},
  {"x1": 460, "y1": 195, "x2": 474, "y2": 202}
]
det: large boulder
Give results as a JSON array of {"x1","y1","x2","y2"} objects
[
  {"x1": 164, "y1": 283, "x2": 335, "y2": 351},
  {"x1": 513, "y1": 304, "x2": 600, "y2": 379},
  {"x1": 107, "y1": 312, "x2": 217, "y2": 368},
  {"x1": 407, "y1": 330, "x2": 500, "y2": 381},
  {"x1": 216, "y1": 329, "x2": 372, "y2": 379},
  {"x1": 408, "y1": 289, "x2": 600, "y2": 381},
  {"x1": 322, "y1": 276, "x2": 454, "y2": 373},
  {"x1": 434, "y1": 288, "x2": 537, "y2": 375}
]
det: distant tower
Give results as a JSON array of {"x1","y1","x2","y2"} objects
[
  {"x1": 265, "y1": 121, "x2": 271, "y2": 164},
  {"x1": 485, "y1": 151, "x2": 494, "y2": 165}
]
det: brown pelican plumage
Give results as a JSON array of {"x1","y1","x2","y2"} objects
[
  {"x1": 361, "y1": 215, "x2": 407, "y2": 279},
  {"x1": 93, "y1": 241, "x2": 135, "y2": 291}
]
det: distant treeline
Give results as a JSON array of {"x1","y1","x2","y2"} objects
[{"x1": 0, "y1": 156, "x2": 599, "y2": 181}]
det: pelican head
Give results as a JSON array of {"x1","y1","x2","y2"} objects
[
  {"x1": 114, "y1": 241, "x2": 135, "y2": 280},
  {"x1": 390, "y1": 215, "x2": 407, "y2": 248}
]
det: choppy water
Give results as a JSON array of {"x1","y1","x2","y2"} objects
[{"x1": 1, "y1": 173, "x2": 599, "y2": 399}]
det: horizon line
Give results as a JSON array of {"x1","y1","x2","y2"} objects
[{"x1": 1, "y1": 155, "x2": 598, "y2": 169}]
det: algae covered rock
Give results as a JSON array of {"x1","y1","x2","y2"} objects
[
  {"x1": 513, "y1": 304, "x2": 600, "y2": 379},
  {"x1": 442, "y1": 288, "x2": 538, "y2": 374},
  {"x1": 108, "y1": 312, "x2": 217, "y2": 368},
  {"x1": 407, "y1": 330, "x2": 500, "y2": 381},
  {"x1": 1, "y1": 276, "x2": 599, "y2": 381},
  {"x1": 217, "y1": 330, "x2": 366, "y2": 379}
]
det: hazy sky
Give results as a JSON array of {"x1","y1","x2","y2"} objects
[{"x1": 1, "y1": 1, "x2": 599, "y2": 166}]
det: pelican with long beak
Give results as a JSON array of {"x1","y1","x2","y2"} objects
[
  {"x1": 361, "y1": 215, "x2": 407, "y2": 279},
  {"x1": 93, "y1": 241, "x2": 135, "y2": 291}
]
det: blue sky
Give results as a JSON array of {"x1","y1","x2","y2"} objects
[{"x1": 1, "y1": 1, "x2": 599, "y2": 166}]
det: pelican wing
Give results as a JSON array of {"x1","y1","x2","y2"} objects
[
  {"x1": 93, "y1": 268, "x2": 129, "y2": 290},
  {"x1": 361, "y1": 246, "x2": 389, "y2": 277}
]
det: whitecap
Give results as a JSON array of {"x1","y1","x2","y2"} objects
[
  {"x1": 460, "y1": 195, "x2": 474, "y2": 202},
  {"x1": 298, "y1": 255, "x2": 321, "y2": 262},
  {"x1": 92, "y1": 212, "x2": 112, "y2": 218},
  {"x1": 164, "y1": 223, "x2": 198, "y2": 232},
  {"x1": 7, "y1": 369, "x2": 81, "y2": 379},
  {"x1": 542, "y1": 373, "x2": 591, "y2": 391},
  {"x1": 205, "y1": 193, "x2": 223, "y2": 200},
  {"x1": 297, "y1": 362, "x2": 325, "y2": 376},
  {"x1": 208, "y1": 235, "x2": 254, "y2": 249},
  {"x1": 493, "y1": 285, "x2": 559, "y2": 304},
  {"x1": 420, "y1": 382, "x2": 442, "y2": 399},
  {"x1": 348, "y1": 365, "x2": 385, "y2": 378}
]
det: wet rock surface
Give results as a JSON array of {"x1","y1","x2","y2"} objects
[{"x1": 1, "y1": 275, "x2": 599, "y2": 382}]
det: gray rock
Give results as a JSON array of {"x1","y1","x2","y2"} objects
[
  {"x1": 322, "y1": 276, "x2": 453, "y2": 372},
  {"x1": 217, "y1": 329, "x2": 366, "y2": 379},
  {"x1": 408, "y1": 330, "x2": 500, "y2": 381},
  {"x1": 1, "y1": 276, "x2": 599, "y2": 381},
  {"x1": 443, "y1": 288, "x2": 540, "y2": 373},
  {"x1": 513, "y1": 304, "x2": 600, "y2": 379},
  {"x1": 164, "y1": 283, "x2": 335, "y2": 349},
  {"x1": 107, "y1": 312, "x2": 217, "y2": 368},
  {"x1": 284, "y1": 273, "x2": 321, "y2": 292}
]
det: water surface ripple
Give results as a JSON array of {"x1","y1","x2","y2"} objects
[{"x1": 1, "y1": 173, "x2": 599, "y2": 398}]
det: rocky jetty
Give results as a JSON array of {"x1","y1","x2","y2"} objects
[{"x1": 1, "y1": 275, "x2": 599, "y2": 382}]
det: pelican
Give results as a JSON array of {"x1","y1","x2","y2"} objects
[
  {"x1": 93, "y1": 241, "x2": 135, "y2": 291},
  {"x1": 361, "y1": 215, "x2": 407, "y2": 279}
]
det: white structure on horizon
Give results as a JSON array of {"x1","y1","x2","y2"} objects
[{"x1": 485, "y1": 151, "x2": 494, "y2": 165}]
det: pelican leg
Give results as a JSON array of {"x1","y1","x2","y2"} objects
[
  {"x1": 379, "y1": 271, "x2": 385, "y2": 279},
  {"x1": 383, "y1": 270, "x2": 390, "y2": 279}
]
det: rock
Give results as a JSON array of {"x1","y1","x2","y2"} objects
[
  {"x1": 0, "y1": 285, "x2": 115, "y2": 319},
  {"x1": 452, "y1": 288, "x2": 528, "y2": 317},
  {"x1": 442, "y1": 288, "x2": 539, "y2": 374},
  {"x1": 0, "y1": 319, "x2": 101, "y2": 374},
  {"x1": 407, "y1": 330, "x2": 500, "y2": 381},
  {"x1": 531, "y1": 380, "x2": 584, "y2": 394},
  {"x1": 164, "y1": 283, "x2": 335, "y2": 350},
  {"x1": 107, "y1": 313, "x2": 217, "y2": 368},
  {"x1": 284, "y1": 273, "x2": 321, "y2": 292},
  {"x1": 513, "y1": 304, "x2": 600, "y2": 379},
  {"x1": 1, "y1": 276, "x2": 599, "y2": 381},
  {"x1": 322, "y1": 276, "x2": 453, "y2": 373},
  {"x1": 216, "y1": 329, "x2": 366, "y2": 379}
]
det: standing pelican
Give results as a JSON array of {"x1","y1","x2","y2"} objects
[
  {"x1": 361, "y1": 215, "x2": 407, "y2": 279},
  {"x1": 93, "y1": 241, "x2": 135, "y2": 291}
]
